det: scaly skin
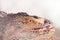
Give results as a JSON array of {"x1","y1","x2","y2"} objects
[{"x1": 0, "y1": 11, "x2": 55, "y2": 40}]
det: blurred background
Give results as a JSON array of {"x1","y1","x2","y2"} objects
[
  {"x1": 0, "y1": 0, "x2": 60, "y2": 28},
  {"x1": 0, "y1": 0, "x2": 60, "y2": 40}
]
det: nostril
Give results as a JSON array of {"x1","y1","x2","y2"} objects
[
  {"x1": 44, "y1": 20, "x2": 48, "y2": 24},
  {"x1": 44, "y1": 19, "x2": 51, "y2": 24}
]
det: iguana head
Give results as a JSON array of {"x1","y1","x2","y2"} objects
[{"x1": 0, "y1": 11, "x2": 55, "y2": 40}]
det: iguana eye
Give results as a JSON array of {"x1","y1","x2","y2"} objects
[
  {"x1": 27, "y1": 19, "x2": 31, "y2": 23},
  {"x1": 26, "y1": 19, "x2": 32, "y2": 23},
  {"x1": 29, "y1": 19, "x2": 32, "y2": 22},
  {"x1": 27, "y1": 19, "x2": 34, "y2": 23}
]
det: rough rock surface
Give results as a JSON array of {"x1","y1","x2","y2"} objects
[{"x1": 0, "y1": 11, "x2": 55, "y2": 40}]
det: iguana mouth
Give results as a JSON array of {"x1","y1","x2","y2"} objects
[{"x1": 33, "y1": 27, "x2": 42, "y2": 30}]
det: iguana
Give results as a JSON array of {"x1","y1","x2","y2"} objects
[{"x1": 0, "y1": 11, "x2": 55, "y2": 40}]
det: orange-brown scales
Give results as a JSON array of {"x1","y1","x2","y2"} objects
[{"x1": 0, "y1": 11, "x2": 55, "y2": 40}]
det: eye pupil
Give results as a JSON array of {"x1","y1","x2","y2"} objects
[{"x1": 30, "y1": 20, "x2": 31, "y2": 22}]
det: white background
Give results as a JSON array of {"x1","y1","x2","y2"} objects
[{"x1": 0, "y1": 0, "x2": 60, "y2": 28}]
